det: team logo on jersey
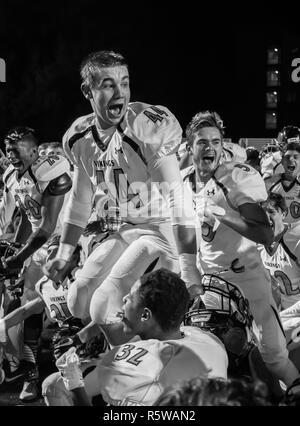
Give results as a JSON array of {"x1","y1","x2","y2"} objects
[
  {"x1": 206, "y1": 189, "x2": 215, "y2": 196},
  {"x1": 23, "y1": 179, "x2": 31, "y2": 186},
  {"x1": 115, "y1": 146, "x2": 124, "y2": 155},
  {"x1": 93, "y1": 160, "x2": 115, "y2": 168}
]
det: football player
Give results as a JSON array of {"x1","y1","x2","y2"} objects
[
  {"x1": 0, "y1": 127, "x2": 72, "y2": 398},
  {"x1": 0, "y1": 236, "x2": 81, "y2": 401},
  {"x1": 0, "y1": 127, "x2": 72, "y2": 276},
  {"x1": 260, "y1": 125, "x2": 300, "y2": 180},
  {"x1": 43, "y1": 50, "x2": 199, "y2": 325},
  {"x1": 260, "y1": 193, "x2": 300, "y2": 310},
  {"x1": 265, "y1": 142, "x2": 300, "y2": 225},
  {"x1": 259, "y1": 193, "x2": 300, "y2": 371},
  {"x1": 42, "y1": 268, "x2": 228, "y2": 406},
  {"x1": 178, "y1": 135, "x2": 247, "y2": 170},
  {"x1": 182, "y1": 110, "x2": 300, "y2": 387}
]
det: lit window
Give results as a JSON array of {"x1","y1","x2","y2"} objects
[
  {"x1": 267, "y1": 47, "x2": 280, "y2": 65},
  {"x1": 265, "y1": 111, "x2": 277, "y2": 129},
  {"x1": 266, "y1": 91, "x2": 278, "y2": 108},
  {"x1": 267, "y1": 70, "x2": 280, "y2": 86}
]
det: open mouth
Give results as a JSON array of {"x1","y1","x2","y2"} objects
[
  {"x1": 287, "y1": 165, "x2": 296, "y2": 172},
  {"x1": 202, "y1": 153, "x2": 215, "y2": 164},
  {"x1": 108, "y1": 103, "x2": 124, "y2": 118},
  {"x1": 116, "y1": 311, "x2": 125, "y2": 320}
]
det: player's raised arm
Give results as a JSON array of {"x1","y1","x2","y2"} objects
[
  {"x1": 142, "y1": 107, "x2": 201, "y2": 290},
  {"x1": 43, "y1": 139, "x2": 94, "y2": 281}
]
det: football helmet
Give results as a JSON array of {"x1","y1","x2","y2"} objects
[
  {"x1": 51, "y1": 317, "x2": 108, "y2": 361},
  {"x1": 184, "y1": 274, "x2": 255, "y2": 361},
  {"x1": 260, "y1": 139, "x2": 281, "y2": 158},
  {"x1": 280, "y1": 377, "x2": 300, "y2": 406},
  {"x1": 277, "y1": 125, "x2": 300, "y2": 149}
]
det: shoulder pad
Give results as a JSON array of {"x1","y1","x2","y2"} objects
[
  {"x1": 34, "y1": 155, "x2": 70, "y2": 182},
  {"x1": 130, "y1": 104, "x2": 182, "y2": 157},
  {"x1": 67, "y1": 114, "x2": 95, "y2": 137},
  {"x1": 231, "y1": 163, "x2": 258, "y2": 180},
  {"x1": 47, "y1": 173, "x2": 72, "y2": 196},
  {"x1": 134, "y1": 104, "x2": 176, "y2": 134},
  {"x1": 35, "y1": 275, "x2": 48, "y2": 295},
  {"x1": 181, "y1": 165, "x2": 194, "y2": 181},
  {"x1": 216, "y1": 162, "x2": 258, "y2": 182},
  {"x1": 63, "y1": 114, "x2": 94, "y2": 149}
]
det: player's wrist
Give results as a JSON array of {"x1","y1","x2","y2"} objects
[
  {"x1": 0, "y1": 319, "x2": 7, "y2": 344},
  {"x1": 179, "y1": 253, "x2": 201, "y2": 288},
  {"x1": 56, "y1": 243, "x2": 76, "y2": 262}
]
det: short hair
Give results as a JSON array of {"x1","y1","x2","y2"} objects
[
  {"x1": 185, "y1": 111, "x2": 225, "y2": 144},
  {"x1": 137, "y1": 268, "x2": 190, "y2": 332},
  {"x1": 80, "y1": 50, "x2": 128, "y2": 88},
  {"x1": 4, "y1": 126, "x2": 39, "y2": 146},
  {"x1": 47, "y1": 141, "x2": 63, "y2": 149},
  {"x1": 246, "y1": 147, "x2": 260, "y2": 162},
  {"x1": 156, "y1": 376, "x2": 272, "y2": 406},
  {"x1": 283, "y1": 141, "x2": 300, "y2": 154},
  {"x1": 266, "y1": 192, "x2": 288, "y2": 215}
]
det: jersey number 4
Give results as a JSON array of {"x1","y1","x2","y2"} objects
[
  {"x1": 143, "y1": 106, "x2": 168, "y2": 123},
  {"x1": 96, "y1": 168, "x2": 143, "y2": 208}
]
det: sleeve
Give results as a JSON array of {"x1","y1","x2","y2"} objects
[
  {"x1": 34, "y1": 276, "x2": 47, "y2": 298},
  {"x1": 233, "y1": 145, "x2": 247, "y2": 163},
  {"x1": 62, "y1": 160, "x2": 94, "y2": 229},
  {"x1": 227, "y1": 164, "x2": 268, "y2": 207},
  {"x1": 0, "y1": 188, "x2": 16, "y2": 235},
  {"x1": 60, "y1": 127, "x2": 94, "y2": 228},
  {"x1": 63, "y1": 128, "x2": 78, "y2": 167},
  {"x1": 133, "y1": 105, "x2": 195, "y2": 226},
  {"x1": 285, "y1": 224, "x2": 300, "y2": 261},
  {"x1": 133, "y1": 105, "x2": 183, "y2": 162},
  {"x1": 260, "y1": 152, "x2": 282, "y2": 179},
  {"x1": 34, "y1": 155, "x2": 71, "y2": 183},
  {"x1": 150, "y1": 154, "x2": 195, "y2": 226}
]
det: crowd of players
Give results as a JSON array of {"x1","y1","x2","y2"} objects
[{"x1": 0, "y1": 50, "x2": 300, "y2": 406}]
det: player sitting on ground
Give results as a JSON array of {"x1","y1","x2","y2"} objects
[{"x1": 42, "y1": 268, "x2": 228, "y2": 406}]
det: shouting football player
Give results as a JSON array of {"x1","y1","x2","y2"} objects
[{"x1": 43, "y1": 50, "x2": 199, "y2": 325}]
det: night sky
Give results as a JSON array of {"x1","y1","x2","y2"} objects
[{"x1": 1, "y1": 2, "x2": 300, "y2": 149}]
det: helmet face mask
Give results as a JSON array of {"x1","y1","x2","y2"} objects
[
  {"x1": 277, "y1": 126, "x2": 300, "y2": 150},
  {"x1": 184, "y1": 275, "x2": 255, "y2": 361}
]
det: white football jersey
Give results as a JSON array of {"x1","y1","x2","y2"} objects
[
  {"x1": 2, "y1": 154, "x2": 71, "y2": 233},
  {"x1": 260, "y1": 223, "x2": 300, "y2": 309},
  {"x1": 260, "y1": 151, "x2": 283, "y2": 179},
  {"x1": 222, "y1": 141, "x2": 247, "y2": 163},
  {"x1": 182, "y1": 163, "x2": 268, "y2": 293},
  {"x1": 63, "y1": 102, "x2": 182, "y2": 227},
  {"x1": 35, "y1": 274, "x2": 73, "y2": 323},
  {"x1": 91, "y1": 326, "x2": 227, "y2": 406},
  {"x1": 265, "y1": 174, "x2": 300, "y2": 224}
]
